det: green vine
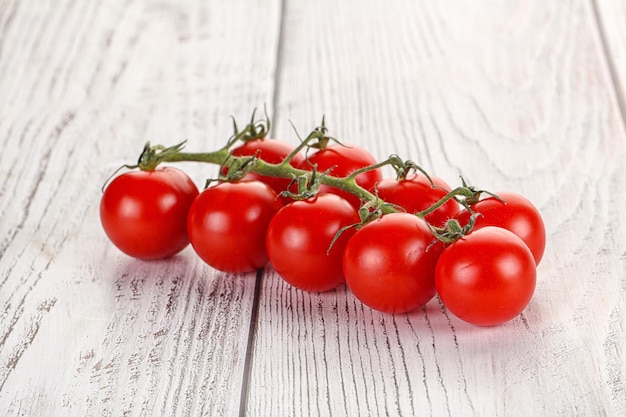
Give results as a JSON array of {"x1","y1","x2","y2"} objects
[{"x1": 131, "y1": 112, "x2": 493, "y2": 243}]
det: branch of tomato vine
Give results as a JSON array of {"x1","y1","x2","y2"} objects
[
  {"x1": 132, "y1": 114, "x2": 494, "y2": 244},
  {"x1": 145, "y1": 144, "x2": 396, "y2": 213}
]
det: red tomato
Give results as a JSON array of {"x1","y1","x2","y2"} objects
[
  {"x1": 435, "y1": 226, "x2": 536, "y2": 326},
  {"x1": 342, "y1": 213, "x2": 443, "y2": 314},
  {"x1": 231, "y1": 138, "x2": 305, "y2": 202},
  {"x1": 187, "y1": 180, "x2": 283, "y2": 273},
  {"x1": 100, "y1": 167, "x2": 199, "y2": 259},
  {"x1": 295, "y1": 144, "x2": 382, "y2": 208},
  {"x1": 266, "y1": 193, "x2": 360, "y2": 292},
  {"x1": 456, "y1": 191, "x2": 546, "y2": 265},
  {"x1": 375, "y1": 174, "x2": 459, "y2": 227}
]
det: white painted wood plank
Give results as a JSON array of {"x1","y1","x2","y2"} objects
[
  {"x1": 247, "y1": 0, "x2": 626, "y2": 416},
  {"x1": 2, "y1": 0, "x2": 626, "y2": 416},
  {"x1": 0, "y1": 0, "x2": 280, "y2": 415},
  {"x1": 594, "y1": 0, "x2": 626, "y2": 104}
]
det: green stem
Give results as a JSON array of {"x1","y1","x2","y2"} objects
[
  {"x1": 157, "y1": 148, "x2": 397, "y2": 214},
  {"x1": 135, "y1": 135, "x2": 487, "y2": 230},
  {"x1": 129, "y1": 114, "x2": 489, "y2": 236},
  {"x1": 415, "y1": 186, "x2": 476, "y2": 218},
  {"x1": 161, "y1": 149, "x2": 230, "y2": 165}
]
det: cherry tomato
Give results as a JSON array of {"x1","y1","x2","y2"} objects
[
  {"x1": 295, "y1": 144, "x2": 382, "y2": 208},
  {"x1": 100, "y1": 167, "x2": 199, "y2": 259},
  {"x1": 230, "y1": 138, "x2": 305, "y2": 202},
  {"x1": 266, "y1": 193, "x2": 360, "y2": 292},
  {"x1": 187, "y1": 180, "x2": 283, "y2": 273},
  {"x1": 456, "y1": 191, "x2": 546, "y2": 265},
  {"x1": 435, "y1": 226, "x2": 536, "y2": 326},
  {"x1": 342, "y1": 213, "x2": 443, "y2": 314},
  {"x1": 375, "y1": 174, "x2": 459, "y2": 227}
]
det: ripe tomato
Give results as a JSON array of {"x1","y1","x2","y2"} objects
[
  {"x1": 266, "y1": 193, "x2": 360, "y2": 292},
  {"x1": 187, "y1": 180, "x2": 283, "y2": 273},
  {"x1": 295, "y1": 144, "x2": 382, "y2": 208},
  {"x1": 230, "y1": 138, "x2": 305, "y2": 202},
  {"x1": 100, "y1": 167, "x2": 199, "y2": 259},
  {"x1": 342, "y1": 213, "x2": 443, "y2": 314},
  {"x1": 455, "y1": 191, "x2": 546, "y2": 265},
  {"x1": 375, "y1": 174, "x2": 459, "y2": 227},
  {"x1": 435, "y1": 227, "x2": 536, "y2": 326}
]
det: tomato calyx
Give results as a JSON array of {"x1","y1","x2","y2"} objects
[
  {"x1": 328, "y1": 194, "x2": 402, "y2": 254},
  {"x1": 414, "y1": 178, "x2": 504, "y2": 246},
  {"x1": 278, "y1": 164, "x2": 334, "y2": 201},
  {"x1": 136, "y1": 141, "x2": 188, "y2": 171},
  {"x1": 390, "y1": 156, "x2": 433, "y2": 183},
  {"x1": 428, "y1": 214, "x2": 480, "y2": 246},
  {"x1": 415, "y1": 178, "x2": 501, "y2": 219},
  {"x1": 224, "y1": 107, "x2": 271, "y2": 148},
  {"x1": 301, "y1": 116, "x2": 335, "y2": 151},
  {"x1": 459, "y1": 177, "x2": 505, "y2": 206},
  {"x1": 219, "y1": 151, "x2": 262, "y2": 182}
]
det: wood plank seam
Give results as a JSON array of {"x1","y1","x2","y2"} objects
[
  {"x1": 238, "y1": 0, "x2": 288, "y2": 415},
  {"x1": 270, "y1": 0, "x2": 288, "y2": 136},
  {"x1": 589, "y1": 0, "x2": 626, "y2": 133},
  {"x1": 238, "y1": 269, "x2": 264, "y2": 417}
]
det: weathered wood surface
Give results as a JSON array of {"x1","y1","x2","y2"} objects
[{"x1": 1, "y1": 0, "x2": 626, "y2": 416}]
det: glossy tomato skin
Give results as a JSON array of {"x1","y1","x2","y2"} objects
[
  {"x1": 343, "y1": 213, "x2": 444, "y2": 314},
  {"x1": 435, "y1": 227, "x2": 536, "y2": 326},
  {"x1": 295, "y1": 144, "x2": 382, "y2": 208},
  {"x1": 231, "y1": 139, "x2": 305, "y2": 202},
  {"x1": 456, "y1": 191, "x2": 546, "y2": 265},
  {"x1": 100, "y1": 167, "x2": 199, "y2": 259},
  {"x1": 375, "y1": 174, "x2": 459, "y2": 227},
  {"x1": 187, "y1": 180, "x2": 283, "y2": 273},
  {"x1": 266, "y1": 193, "x2": 360, "y2": 292}
]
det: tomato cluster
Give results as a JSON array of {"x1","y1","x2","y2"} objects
[{"x1": 101, "y1": 134, "x2": 546, "y2": 327}]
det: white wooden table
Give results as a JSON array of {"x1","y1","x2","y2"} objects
[{"x1": 2, "y1": 1, "x2": 626, "y2": 416}]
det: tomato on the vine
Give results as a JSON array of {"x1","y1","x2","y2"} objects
[
  {"x1": 266, "y1": 193, "x2": 360, "y2": 292},
  {"x1": 295, "y1": 144, "x2": 382, "y2": 208},
  {"x1": 342, "y1": 213, "x2": 443, "y2": 314},
  {"x1": 100, "y1": 167, "x2": 199, "y2": 259},
  {"x1": 375, "y1": 174, "x2": 459, "y2": 227},
  {"x1": 187, "y1": 180, "x2": 283, "y2": 273},
  {"x1": 230, "y1": 138, "x2": 305, "y2": 202},
  {"x1": 455, "y1": 191, "x2": 546, "y2": 265},
  {"x1": 435, "y1": 226, "x2": 536, "y2": 326}
]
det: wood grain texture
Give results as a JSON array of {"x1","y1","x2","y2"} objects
[
  {"x1": 246, "y1": 0, "x2": 626, "y2": 416},
  {"x1": 594, "y1": 0, "x2": 626, "y2": 109},
  {"x1": 2, "y1": 0, "x2": 626, "y2": 416},
  {"x1": 0, "y1": 0, "x2": 281, "y2": 415}
]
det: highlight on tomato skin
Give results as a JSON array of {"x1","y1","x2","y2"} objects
[
  {"x1": 100, "y1": 167, "x2": 199, "y2": 260},
  {"x1": 342, "y1": 213, "x2": 445, "y2": 314},
  {"x1": 435, "y1": 226, "x2": 537, "y2": 327}
]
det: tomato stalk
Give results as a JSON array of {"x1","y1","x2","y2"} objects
[
  {"x1": 414, "y1": 186, "x2": 479, "y2": 219},
  {"x1": 137, "y1": 116, "x2": 404, "y2": 214},
  {"x1": 427, "y1": 215, "x2": 480, "y2": 247},
  {"x1": 152, "y1": 145, "x2": 397, "y2": 212},
  {"x1": 130, "y1": 113, "x2": 498, "y2": 240}
]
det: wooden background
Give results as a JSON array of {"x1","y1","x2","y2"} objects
[{"x1": 1, "y1": 0, "x2": 626, "y2": 416}]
